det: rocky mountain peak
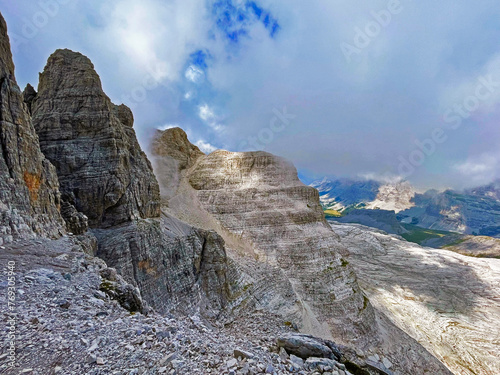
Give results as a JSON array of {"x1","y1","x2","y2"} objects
[
  {"x1": 31, "y1": 49, "x2": 161, "y2": 228},
  {"x1": 0, "y1": 15, "x2": 14, "y2": 79},
  {"x1": 152, "y1": 127, "x2": 205, "y2": 169}
]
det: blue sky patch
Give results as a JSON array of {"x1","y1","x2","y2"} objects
[
  {"x1": 211, "y1": 0, "x2": 280, "y2": 44},
  {"x1": 189, "y1": 50, "x2": 211, "y2": 69}
]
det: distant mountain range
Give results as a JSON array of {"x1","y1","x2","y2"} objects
[{"x1": 311, "y1": 178, "x2": 500, "y2": 238}]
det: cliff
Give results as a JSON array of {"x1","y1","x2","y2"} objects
[
  {"x1": 28, "y1": 49, "x2": 230, "y2": 317},
  {"x1": 0, "y1": 14, "x2": 65, "y2": 245},
  {"x1": 153, "y1": 128, "x2": 452, "y2": 374}
]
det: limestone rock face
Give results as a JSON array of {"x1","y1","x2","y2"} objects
[
  {"x1": 29, "y1": 49, "x2": 229, "y2": 318},
  {"x1": 330, "y1": 222, "x2": 500, "y2": 375},
  {"x1": 31, "y1": 49, "x2": 161, "y2": 228},
  {"x1": 93, "y1": 214, "x2": 229, "y2": 317},
  {"x1": 151, "y1": 127, "x2": 205, "y2": 202},
  {"x1": 153, "y1": 130, "x2": 451, "y2": 374},
  {"x1": 0, "y1": 13, "x2": 65, "y2": 244},
  {"x1": 187, "y1": 150, "x2": 371, "y2": 341}
]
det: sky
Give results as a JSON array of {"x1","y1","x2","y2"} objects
[{"x1": 2, "y1": 0, "x2": 500, "y2": 190}]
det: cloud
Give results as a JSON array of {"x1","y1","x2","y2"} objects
[
  {"x1": 157, "y1": 124, "x2": 178, "y2": 131},
  {"x1": 198, "y1": 104, "x2": 224, "y2": 132},
  {"x1": 453, "y1": 153, "x2": 500, "y2": 186},
  {"x1": 185, "y1": 65, "x2": 204, "y2": 83},
  {"x1": 195, "y1": 139, "x2": 218, "y2": 153},
  {"x1": 4, "y1": 0, "x2": 500, "y2": 190}
]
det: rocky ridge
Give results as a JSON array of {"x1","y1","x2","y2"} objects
[
  {"x1": 153, "y1": 129, "x2": 453, "y2": 374},
  {"x1": 25, "y1": 48, "x2": 231, "y2": 318},
  {"x1": 0, "y1": 11, "x2": 483, "y2": 374}
]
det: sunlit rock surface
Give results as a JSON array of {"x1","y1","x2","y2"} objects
[
  {"x1": 330, "y1": 222, "x2": 500, "y2": 375},
  {"x1": 153, "y1": 128, "x2": 452, "y2": 374}
]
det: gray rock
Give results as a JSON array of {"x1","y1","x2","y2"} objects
[
  {"x1": 0, "y1": 13, "x2": 65, "y2": 245},
  {"x1": 234, "y1": 348, "x2": 254, "y2": 360},
  {"x1": 305, "y1": 357, "x2": 338, "y2": 371},
  {"x1": 100, "y1": 268, "x2": 144, "y2": 313},
  {"x1": 31, "y1": 48, "x2": 161, "y2": 228},
  {"x1": 226, "y1": 358, "x2": 237, "y2": 368},
  {"x1": 277, "y1": 334, "x2": 333, "y2": 359}
]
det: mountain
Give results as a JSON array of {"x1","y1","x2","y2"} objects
[
  {"x1": 0, "y1": 15, "x2": 65, "y2": 244},
  {"x1": 330, "y1": 221, "x2": 500, "y2": 375},
  {"x1": 312, "y1": 177, "x2": 500, "y2": 238},
  {"x1": 152, "y1": 129, "x2": 452, "y2": 374},
  {"x1": 311, "y1": 178, "x2": 415, "y2": 213},
  {"x1": 27, "y1": 48, "x2": 230, "y2": 317},
  {"x1": 398, "y1": 188, "x2": 500, "y2": 237},
  {"x1": 0, "y1": 11, "x2": 493, "y2": 374}
]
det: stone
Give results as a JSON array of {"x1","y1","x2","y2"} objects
[
  {"x1": 226, "y1": 358, "x2": 237, "y2": 368},
  {"x1": 57, "y1": 300, "x2": 70, "y2": 309},
  {"x1": 279, "y1": 347, "x2": 289, "y2": 361},
  {"x1": 289, "y1": 354, "x2": 304, "y2": 368},
  {"x1": 265, "y1": 364, "x2": 274, "y2": 373},
  {"x1": 31, "y1": 48, "x2": 161, "y2": 229},
  {"x1": 305, "y1": 357, "x2": 338, "y2": 371},
  {"x1": 277, "y1": 334, "x2": 333, "y2": 359},
  {"x1": 0, "y1": 13, "x2": 65, "y2": 245},
  {"x1": 234, "y1": 348, "x2": 254, "y2": 360},
  {"x1": 100, "y1": 267, "x2": 145, "y2": 313},
  {"x1": 382, "y1": 357, "x2": 393, "y2": 369}
]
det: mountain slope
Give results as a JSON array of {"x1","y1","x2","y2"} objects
[
  {"x1": 310, "y1": 178, "x2": 415, "y2": 213},
  {"x1": 330, "y1": 222, "x2": 500, "y2": 375},
  {"x1": 152, "y1": 128, "x2": 453, "y2": 374},
  {"x1": 28, "y1": 49, "x2": 231, "y2": 317}
]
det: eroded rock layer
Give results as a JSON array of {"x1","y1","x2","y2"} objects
[
  {"x1": 330, "y1": 222, "x2": 500, "y2": 375},
  {"x1": 29, "y1": 49, "x2": 230, "y2": 318},
  {"x1": 153, "y1": 129, "x2": 452, "y2": 375},
  {"x1": 0, "y1": 13, "x2": 65, "y2": 244},
  {"x1": 31, "y1": 49, "x2": 160, "y2": 228}
]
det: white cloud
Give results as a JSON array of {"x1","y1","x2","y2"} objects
[
  {"x1": 358, "y1": 172, "x2": 404, "y2": 184},
  {"x1": 185, "y1": 65, "x2": 204, "y2": 83},
  {"x1": 7, "y1": 0, "x2": 500, "y2": 189},
  {"x1": 157, "y1": 124, "x2": 178, "y2": 131},
  {"x1": 94, "y1": 0, "x2": 211, "y2": 83},
  {"x1": 453, "y1": 153, "x2": 500, "y2": 186},
  {"x1": 198, "y1": 104, "x2": 224, "y2": 132},
  {"x1": 195, "y1": 140, "x2": 218, "y2": 154}
]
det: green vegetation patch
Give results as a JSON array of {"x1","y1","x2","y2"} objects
[{"x1": 401, "y1": 224, "x2": 454, "y2": 245}]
